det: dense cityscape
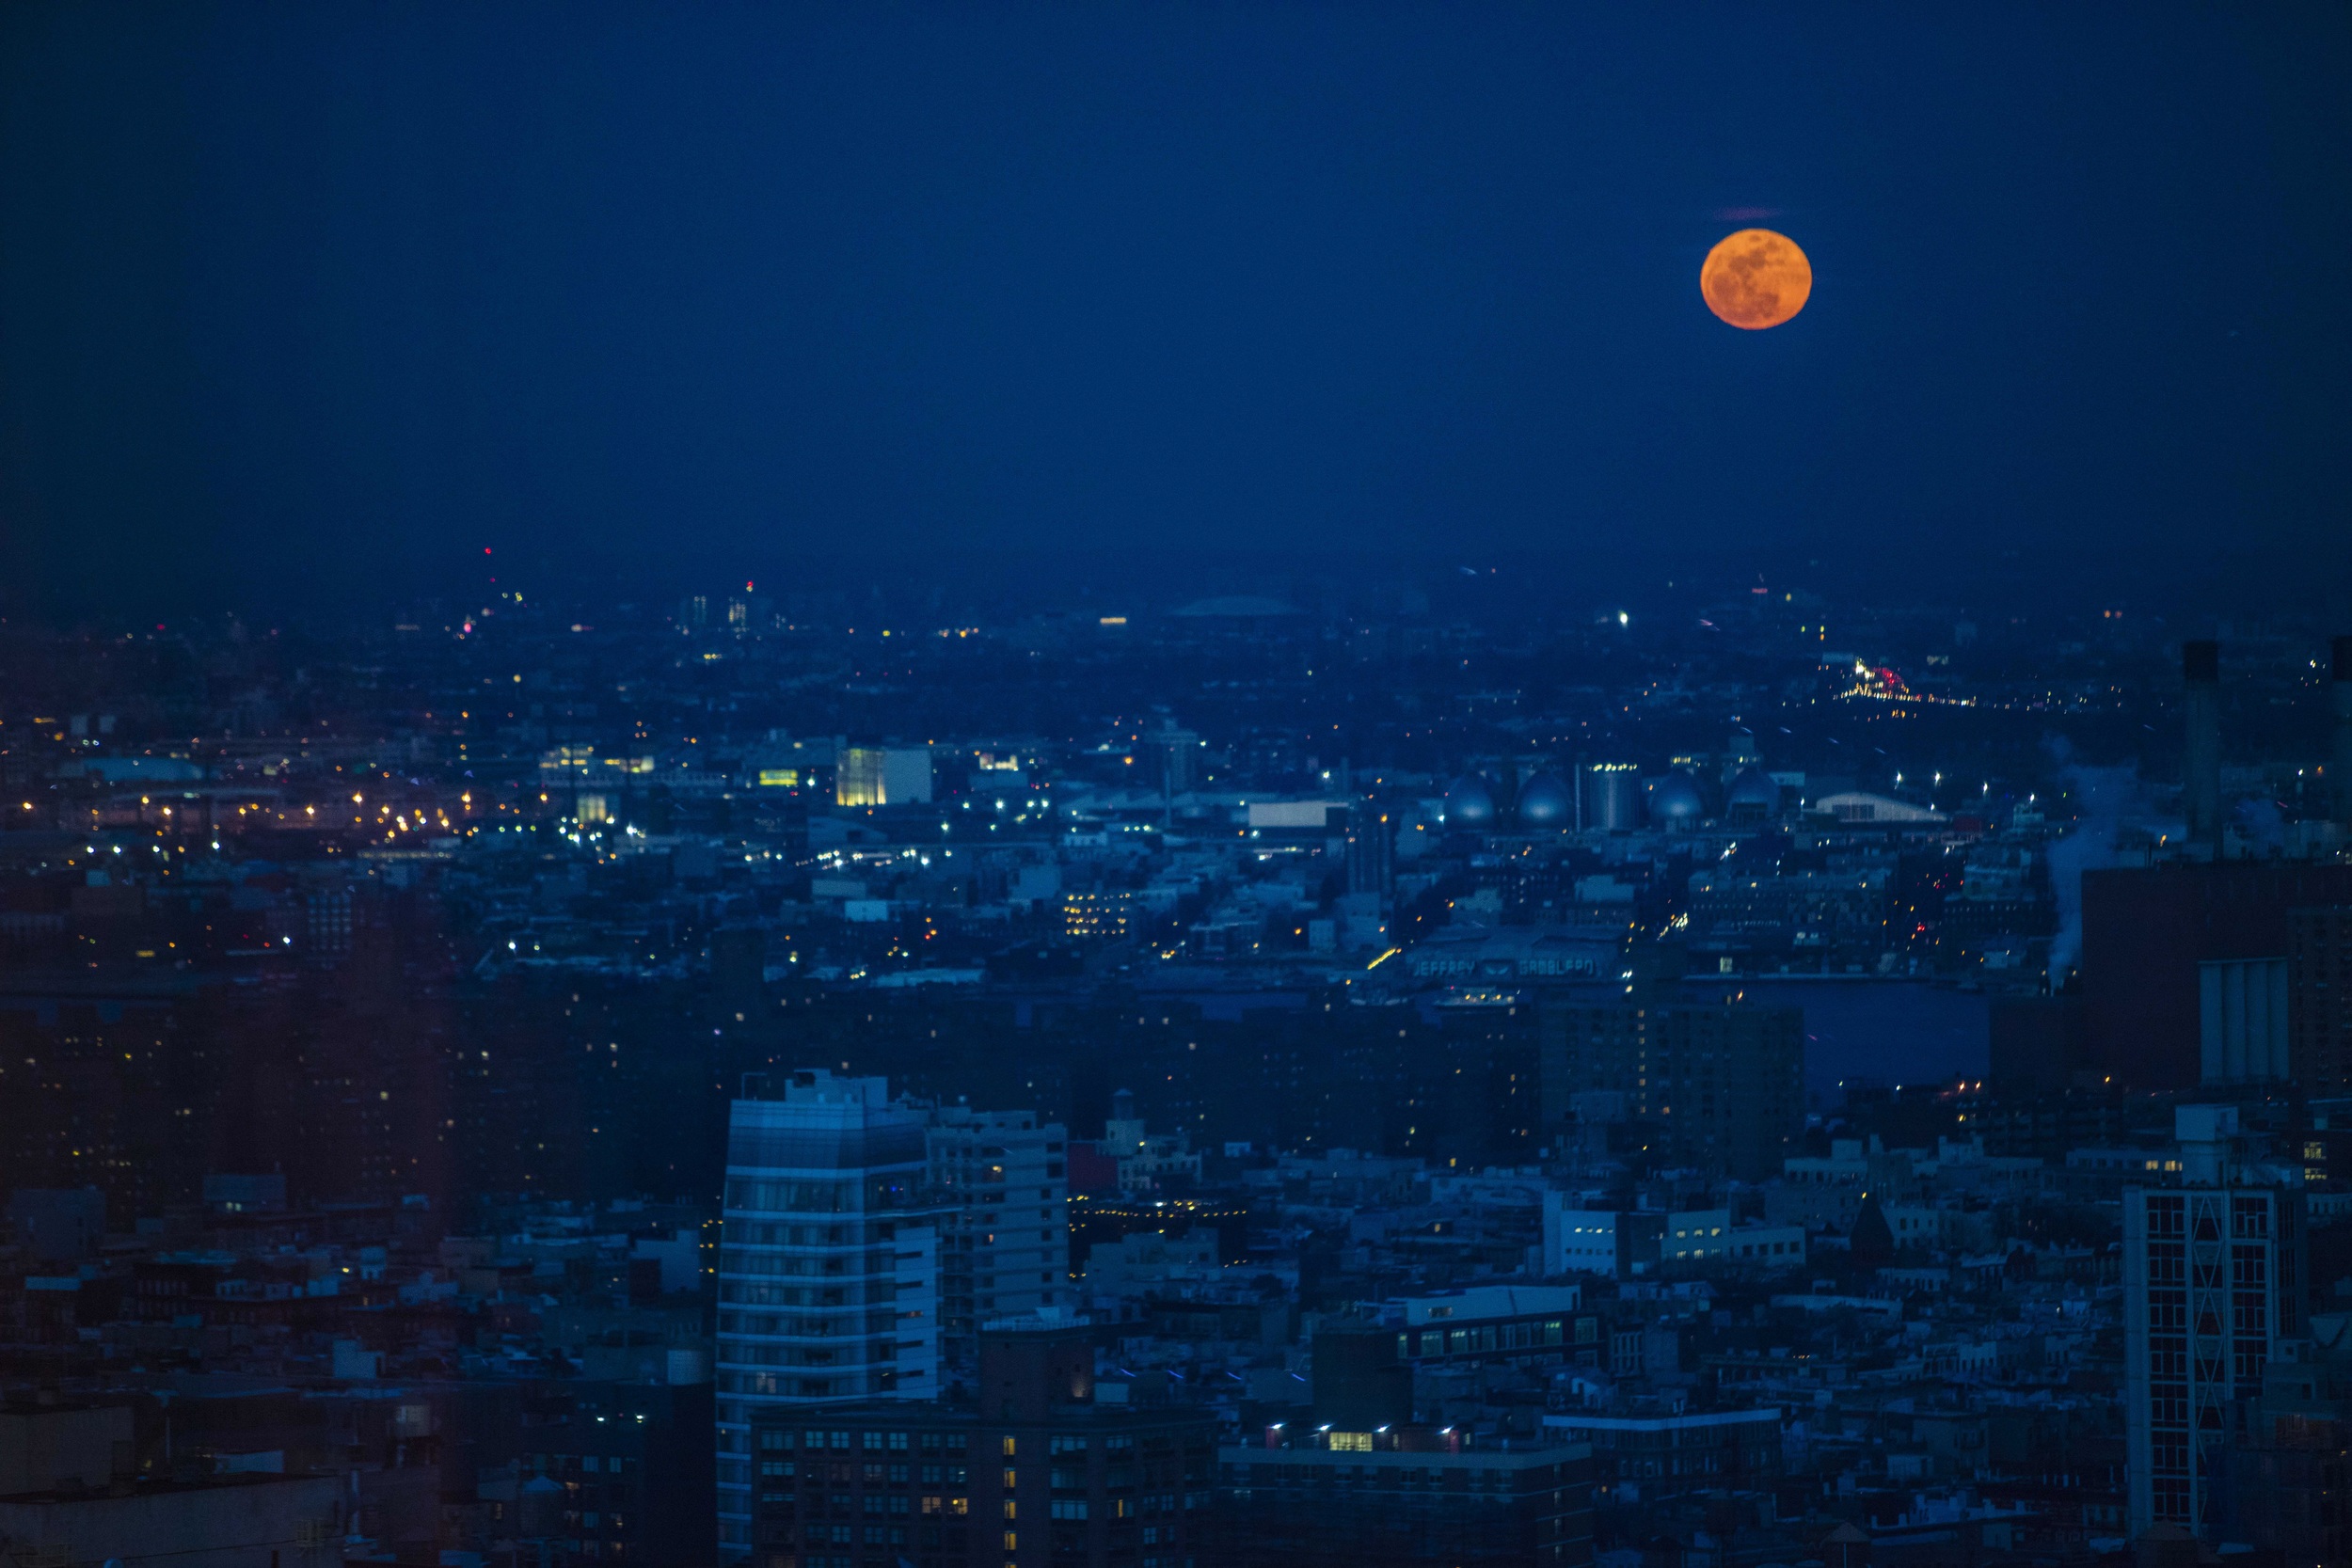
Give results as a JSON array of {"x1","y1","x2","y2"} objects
[
  {"x1": 8, "y1": 0, "x2": 2352, "y2": 1562},
  {"x1": 0, "y1": 575, "x2": 2347, "y2": 1565}
]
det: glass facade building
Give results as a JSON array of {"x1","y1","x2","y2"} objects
[{"x1": 717, "y1": 1072, "x2": 942, "y2": 1559}]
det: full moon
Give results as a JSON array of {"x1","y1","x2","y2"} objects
[{"x1": 1701, "y1": 229, "x2": 1812, "y2": 330}]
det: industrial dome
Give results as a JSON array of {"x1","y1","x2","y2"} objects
[
  {"x1": 1647, "y1": 769, "x2": 1706, "y2": 824},
  {"x1": 1516, "y1": 772, "x2": 1572, "y2": 827},
  {"x1": 1725, "y1": 768, "x2": 1779, "y2": 812},
  {"x1": 1442, "y1": 775, "x2": 1498, "y2": 827}
]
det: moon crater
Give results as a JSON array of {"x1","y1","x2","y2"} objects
[{"x1": 1701, "y1": 229, "x2": 1811, "y2": 330}]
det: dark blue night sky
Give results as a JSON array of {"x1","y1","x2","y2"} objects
[{"x1": 3, "y1": 4, "x2": 2348, "y2": 613}]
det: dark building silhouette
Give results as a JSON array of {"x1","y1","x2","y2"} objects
[
  {"x1": 2081, "y1": 863, "x2": 2352, "y2": 1089},
  {"x1": 1539, "y1": 961, "x2": 1803, "y2": 1180},
  {"x1": 1219, "y1": 1428, "x2": 1593, "y2": 1568},
  {"x1": 1311, "y1": 1319, "x2": 1412, "y2": 1431},
  {"x1": 746, "y1": 1319, "x2": 1218, "y2": 1568},
  {"x1": 2208, "y1": 1310, "x2": 2352, "y2": 1566},
  {"x1": 1988, "y1": 994, "x2": 2086, "y2": 1091},
  {"x1": 2291, "y1": 907, "x2": 2352, "y2": 1098},
  {"x1": 1422, "y1": 1001, "x2": 1543, "y2": 1169},
  {"x1": 1345, "y1": 801, "x2": 1393, "y2": 899}
]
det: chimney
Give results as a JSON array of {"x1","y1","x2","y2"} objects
[
  {"x1": 2182, "y1": 641, "x2": 2221, "y2": 852},
  {"x1": 2333, "y1": 636, "x2": 2352, "y2": 827}
]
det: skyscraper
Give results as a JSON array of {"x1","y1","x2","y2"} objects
[
  {"x1": 2122, "y1": 1106, "x2": 2307, "y2": 1539},
  {"x1": 716, "y1": 1072, "x2": 944, "y2": 1559}
]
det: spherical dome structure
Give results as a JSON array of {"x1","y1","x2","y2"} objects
[
  {"x1": 1647, "y1": 769, "x2": 1705, "y2": 825},
  {"x1": 1725, "y1": 768, "x2": 1779, "y2": 813},
  {"x1": 1516, "y1": 772, "x2": 1572, "y2": 828},
  {"x1": 1442, "y1": 775, "x2": 1498, "y2": 827}
]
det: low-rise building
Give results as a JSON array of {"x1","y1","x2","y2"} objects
[
  {"x1": 1218, "y1": 1429, "x2": 1593, "y2": 1568},
  {"x1": 746, "y1": 1318, "x2": 1217, "y2": 1568},
  {"x1": 1540, "y1": 1406, "x2": 1783, "y2": 1500}
]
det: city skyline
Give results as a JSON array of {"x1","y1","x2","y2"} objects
[{"x1": 4, "y1": 4, "x2": 2352, "y2": 1564}]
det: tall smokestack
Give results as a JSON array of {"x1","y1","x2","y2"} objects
[
  {"x1": 2333, "y1": 635, "x2": 2352, "y2": 827},
  {"x1": 2183, "y1": 640, "x2": 2221, "y2": 852}
]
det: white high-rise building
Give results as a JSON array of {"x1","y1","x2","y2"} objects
[
  {"x1": 924, "y1": 1104, "x2": 1070, "y2": 1361},
  {"x1": 714, "y1": 1072, "x2": 941, "y2": 1559},
  {"x1": 2122, "y1": 1105, "x2": 2308, "y2": 1539}
]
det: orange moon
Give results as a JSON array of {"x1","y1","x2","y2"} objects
[{"x1": 1700, "y1": 229, "x2": 1811, "y2": 329}]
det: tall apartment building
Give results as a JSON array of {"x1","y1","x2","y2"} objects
[
  {"x1": 716, "y1": 1072, "x2": 944, "y2": 1560},
  {"x1": 1539, "y1": 975, "x2": 1803, "y2": 1181},
  {"x1": 2122, "y1": 1106, "x2": 2308, "y2": 1540},
  {"x1": 925, "y1": 1104, "x2": 1071, "y2": 1364}
]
